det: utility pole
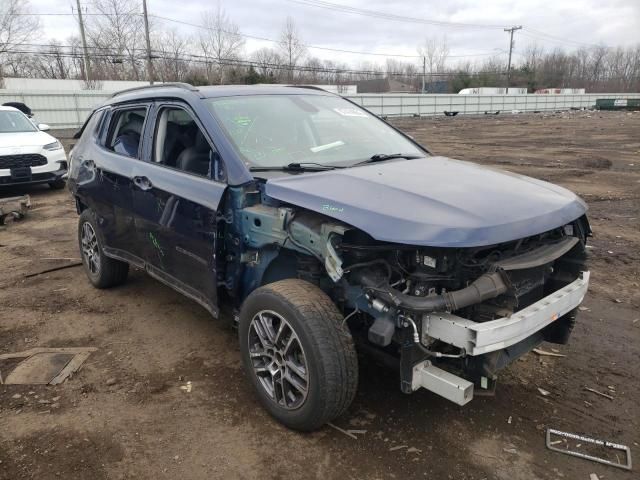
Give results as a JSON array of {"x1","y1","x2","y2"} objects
[
  {"x1": 421, "y1": 56, "x2": 426, "y2": 93},
  {"x1": 142, "y1": 0, "x2": 154, "y2": 84},
  {"x1": 504, "y1": 25, "x2": 522, "y2": 94},
  {"x1": 75, "y1": 0, "x2": 92, "y2": 85}
]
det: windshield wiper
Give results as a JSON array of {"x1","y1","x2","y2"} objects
[
  {"x1": 354, "y1": 153, "x2": 424, "y2": 166},
  {"x1": 249, "y1": 162, "x2": 344, "y2": 172}
]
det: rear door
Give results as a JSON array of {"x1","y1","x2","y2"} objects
[
  {"x1": 73, "y1": 103, "x2": 152, "y2": 263},
  {"x1": 132, "y1": 101, "x2": 226, "y2": 316}
]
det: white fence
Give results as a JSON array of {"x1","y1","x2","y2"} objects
[
  {"x1": 1, "y1": 90, "x2": 111, "y2": 129},
  {"x1": 1, "y1": 90, "x2": 640, "y2": 128},
  {"x1": 347, "y1": 93, "x2": 640, "y2": 117}
]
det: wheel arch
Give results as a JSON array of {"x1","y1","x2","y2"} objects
[{"x1": 238, "y1": 246, "x2": 318, "y2": 304}]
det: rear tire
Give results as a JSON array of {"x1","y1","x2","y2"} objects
[
  {"x1": 78, "y1": 209, "x2": 129, "y2": 289},
  {"x1": 48, "y1": 179, "x2": 66, "y2": 190},
  {"x1": 239, "y1": 279, "x2": 358, "y2": 431}
]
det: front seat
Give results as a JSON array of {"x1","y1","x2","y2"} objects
[
  {"x1": 113, "y1": 114, "x2": 144, "y2": 158},
  {"x1": 176, "y1": 130, "x2": 211, "y2": 176}
]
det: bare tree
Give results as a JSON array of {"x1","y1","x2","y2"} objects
[
  {"x1": 32, "y1": 40, "x2": 73, "y2": 79},
  {"x1": 279, "y1": 16, "x2": 306, "y2": 83},
  {"x1": 303, "y1": 56, "x2": 323, "y2": 83},
  {"x1": 153, "y1": 29, "x2": 193, "y2": 82},
  {"x1": 417, "y1": 36, "x2": 449, "y2": 91},
  {"x1": 586, "y1": 45, "x2": 609, "y2": 91},
  {"x1": 199, "y1": 2, "x2": 244, "y2": 84},
  {"x1": 251, "y1": 47, "x2": 282, "y2": 80},
  {"x1": 0, "y1": 0, "x2": 41, "y2": 85},
  {"x1": 85, "y1": 0, "x2": 147, "y2": 81}
]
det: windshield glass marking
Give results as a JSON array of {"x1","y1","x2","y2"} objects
[
  {"x1": 310, "y1": 140, "x2": 345, "y2": 153},
  {"x1": 205, "y1": 94, "x2": 424, "y2": 168}
]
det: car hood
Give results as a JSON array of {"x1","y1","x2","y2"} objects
[
  {"x1": 264, "y1": 157, "x2": 588, "y2": 247},
  {"x1": 0, "y1": 131, "x2": 54, "y2": 149}
]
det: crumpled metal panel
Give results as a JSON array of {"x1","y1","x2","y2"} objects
[{"x1": 265, "y1": 157, "x2": 587, "y2": 247}]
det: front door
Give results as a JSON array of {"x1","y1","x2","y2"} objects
[{"x1": 132, "y1": 102, "x2": 226, "y2": 315}]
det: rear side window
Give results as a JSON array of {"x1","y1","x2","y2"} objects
[
  {"x1": 91, "y1": 110, "x2": 105, "y2": 139},
  {"x1": 105, "y1": 107, "x2": 148, "y2": 159}
]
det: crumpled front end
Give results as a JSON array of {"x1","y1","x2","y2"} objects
[
  {"x1": 336, "y1": 215, "x2": 591, "y2": 404},
  {"x1": 220, "y1": 180, "x2": 591, "y2": 406}
]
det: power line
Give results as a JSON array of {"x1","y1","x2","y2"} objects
[
  {"x1": 13, "y1": 44, "x2": 638, "y2": 82},
  {"x1": 16, "y1": 11, "x2": 506, "y2": 60},
  {"x1": 286, "y1": 0, "x2": 508, "y2": 29},
  {"x1": 289, "y1": 2, "x2": 622, "y2": 51},
  {"x1": 8, "y1": 46, "x2": 510, "y2": 78},
  {"x1": 149, "y1": 14, "x2": 502, "y2": 59},
  {"x1": 521, "y1": 28, "x2": 610, "y2": 49},
  {"x1": 13, "y1": 9, "x2": 623, "y2": 52}
]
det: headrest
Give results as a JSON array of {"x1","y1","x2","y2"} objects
[{"x1": 121, "y1": 113, "x2": 145, "y2": 136}]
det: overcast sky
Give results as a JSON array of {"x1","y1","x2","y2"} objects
[{"x1": 30, "y1": 0, "x2": 640, "y2": 67}]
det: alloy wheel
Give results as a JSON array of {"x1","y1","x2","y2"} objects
[
  {"x1": 248, "y1": 310, "x2": 309, "y2": 410},
  {"x1": 80, "y1": 222, "x2": 100, "y2": 275}
]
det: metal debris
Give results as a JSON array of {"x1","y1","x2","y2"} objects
[
  {"x1": 546, "y1": 428, "x2": 632, "y2": 470},
  {"x1": 327, "y1": 423, "x2": 358, "y2": 440},
  {"x1": 533, "y1": 348, "x2": 566, "y2": 357},
  {"x1": 25, "y1": 261, "x2": 83, "y2": 278},
  {"x1": 0, "y1": 347, "x2": 97, "y2": 385},
  {"x1": 389, "y1": 445, "x2": 408, "y2": 452},
  {"x1": 585, "y1": 387, "x2": 614, "y2": 401},
  {"x1": 537, "y1": 388, "x2": 551, "y2": 396},
  {"x1": 0, "y1": 195, "x2": 31, "y2": 225}
]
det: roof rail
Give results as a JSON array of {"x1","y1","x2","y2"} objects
[
  {"x1": 285, "y1": 85, "x2": 333, "y2": 93},
  {"x1": 110, "y1": 82, "x2": 198, "y2": 98}
]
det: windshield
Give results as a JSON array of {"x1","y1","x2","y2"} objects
[
  {"x1": 205, "y1": 94, "x2": 425, "y2": 168},
  {"x1": 0, "y1": 110, "x2": 38, "y2": 133}
]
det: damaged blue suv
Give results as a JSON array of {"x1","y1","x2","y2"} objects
[{"x1": 69, "y1": 83, "x2": 590, "y2": 431}]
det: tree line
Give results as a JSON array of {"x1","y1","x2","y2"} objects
[{"x1": 1, "y1": 0, "x2": 639, "y2": 93}]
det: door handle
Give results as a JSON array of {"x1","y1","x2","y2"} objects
[{"x1": 133, "y1": 176, "x2": 153, "y2": 191}]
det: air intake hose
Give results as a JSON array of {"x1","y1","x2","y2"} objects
[{"x1": 357, "y1": 271, "x2": 508, "y2": 313}]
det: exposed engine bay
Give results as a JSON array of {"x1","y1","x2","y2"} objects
[{"x1": 219, "y1": 182, "x2": 591, "y2": 405}]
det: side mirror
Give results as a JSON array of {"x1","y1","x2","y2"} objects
[{"x1": 38, "y1": 123, "x2": 51, "y2": 131}]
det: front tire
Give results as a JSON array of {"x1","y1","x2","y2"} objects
[
  {"x1": 78, "y1": 209, "x2": 129, "y2": 289},
  {"x1": 239, "y1": 279, "x2": 358, "y2": 431}
]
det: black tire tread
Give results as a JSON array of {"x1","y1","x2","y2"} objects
[
  {"x1": 243, "y1": 279, "x2": 358, "y2": 430},
  {"x1": 78, "y1": 209, "x2": 129, "y2": 289}
]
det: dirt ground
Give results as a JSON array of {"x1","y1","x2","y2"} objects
[{"x1": 1, "y1": 110, "x2": 638, "y2": 480}]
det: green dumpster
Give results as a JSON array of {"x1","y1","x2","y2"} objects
[{"x1": 596, "y1": 98, "x2": 640, "y2": 111}]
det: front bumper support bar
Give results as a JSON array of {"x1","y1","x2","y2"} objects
[{"x1": 422, "y1": 271, "x2": 590, "y2": 356}]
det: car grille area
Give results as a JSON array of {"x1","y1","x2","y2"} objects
[{"x1": 0, "y1": 154, "x2": 48, "y2": 169}]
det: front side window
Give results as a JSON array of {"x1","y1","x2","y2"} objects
[
  {"x1": 205, "y1": 94, "x2": 424, "y2": 168},
  {"x1": 153, "y1": 106, "x2": 215, "y2": 178},
  {"x1": 106, "y1": 107, "x2": 148, "y2": 159},
  {"x1": 0, "y1": 109, "x2": 38, "y2": 133}
]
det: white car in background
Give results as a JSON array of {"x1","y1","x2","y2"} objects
[{"x1": 0, "y1": 106, "x2": 67, "y2": 189}]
